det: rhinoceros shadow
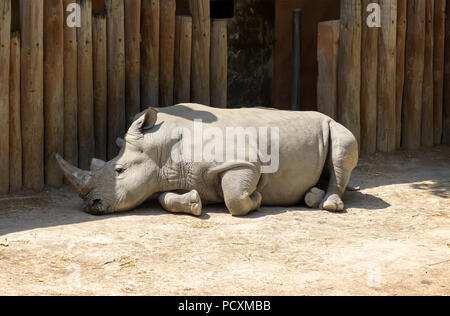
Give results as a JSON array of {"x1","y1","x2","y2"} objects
[
  {"x1": 163, "y1": 104, "x2": 218, "y2": 123},
  {"x1": 130, "y1": 189, "x2": 390, "y2": 220},
  {"x1": 236, "y1": 190, "x2": 390, "y2": 219}
]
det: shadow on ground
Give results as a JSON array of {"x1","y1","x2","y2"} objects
[
  {"x1": 0, "y1": 188, "x2": 390, "y2": 236},
  {"x1": 1, "y1": 146, "x2": 448, "y2": 236},
  {"x1": 411, "y1": 180, "x2": 450, "y2": 199},
  {"x1": 353, "y1": 146, "x2": 450, "y2": 198}
]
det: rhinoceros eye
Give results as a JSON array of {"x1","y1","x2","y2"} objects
[{"x1": 115, "y1": 167, "x2": 125, "y2": 176}]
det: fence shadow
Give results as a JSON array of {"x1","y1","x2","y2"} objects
[
  {"x1": 0, "y1": 187, "x2": 391, "y2": 236},
  {"x1": 353, "y1": 146, "x2": 450, "y2": 199},
  {"x1": 410, "y1": 180, "x2": 450, "y2": 199},
  {"x1": 2, "y1": 146, "x2": 448, "y2": 236}
]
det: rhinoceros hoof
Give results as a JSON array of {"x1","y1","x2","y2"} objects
[
  {"x1": 188, "y1": 190, "x2": 202, "y2": 216},
  {"x1": 320, "y1": 194, "x2": 344, "y2": 212},
  {"x1": 305, "y1": 187, "x2": 325, "y2": 208}
]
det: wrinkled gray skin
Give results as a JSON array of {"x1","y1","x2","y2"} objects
[{"x1": 56, "y1": 103, "x2": 358, "y2": 216}]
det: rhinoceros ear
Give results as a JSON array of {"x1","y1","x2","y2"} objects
[{"x1": 138, "y1": 108, "x2": 158, "y2": 131}]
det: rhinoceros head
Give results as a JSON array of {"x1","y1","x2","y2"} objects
[{"x1": 56, "y1": 108, "x2": 161, "y2": 215}]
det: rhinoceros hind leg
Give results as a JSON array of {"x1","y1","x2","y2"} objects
[
  {"x1": 319, "y1": 193, "x2": 344, "y2": 211},
  {"x1": 221, "y1": 167, "x2": 262, "y2": 216},
  {"x1": 158, "y1": 190, "x2": 202, "y2": 216},
  {"x1": 320, "y1": 121, "x2": 359, "y2": 212},
  {"x1": 305, "y1": 187, "x2": 325, "y2": 208}
]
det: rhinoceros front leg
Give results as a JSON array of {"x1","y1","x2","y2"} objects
[
  {"x1": 221, "y1": 167, "x2": 262, "y2": 216},
  {"x1": 158, "y1": 190, "x2": 202, "y2": 216}
]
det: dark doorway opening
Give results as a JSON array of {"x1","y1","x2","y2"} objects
[
  {"x1": 93, "y1": 0, "x2": 105, "y2": 12},
  {"x1": 211, "y1": 0, "x2": 234, "y2": 19},
  {"x1": 273, "y1": 0, "x2": 340, "y2": 111},
  {"x1": 176, "y1": 0, "x2": 234, "y2": 18}
]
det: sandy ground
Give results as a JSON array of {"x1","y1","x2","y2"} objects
[{"x1": 0, "y1": 146, "x2": 449, "y2": 296}]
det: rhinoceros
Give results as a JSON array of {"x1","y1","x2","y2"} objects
[{"x1": 56, "y1": 103, "x2": 358, "y2": 216}]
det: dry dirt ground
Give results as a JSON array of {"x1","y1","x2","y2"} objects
[{"x1": 0, "y1": 147, "x2": 449, "y2": 296}]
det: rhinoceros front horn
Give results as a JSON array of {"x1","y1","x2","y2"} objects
[{"x1": 56, "y1": 154, "x2": 93, "y2": 198}]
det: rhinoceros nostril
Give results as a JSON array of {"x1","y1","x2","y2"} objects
[
  {"x1": 84, "y1": 198, "x2": 106, "y2": 215},
  {"x1": 91, "y1": 199, "x2": 102, "y2": 207}
]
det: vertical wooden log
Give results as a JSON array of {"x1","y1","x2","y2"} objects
[
  {"x1": 211, "y1": 19, "x2": 228, "y2": 108},
  {"x1": 317, "y1": 20, "x2": 340, "y2": 121},
  {"x1": 433, "y1": 0, "x2": 446, "y2": 144},
  {"x1": 63, "y1": 0, "x2": 78, "y2": 168},
  {"x1": 396, "y1": 0, "x2": 407, "y2": 148},
  {"x1": 291, "y1": 9, "x2": 302, "y2": 111},
  {"x1": 141, "y1": 0, "x2": 159, "y2": 109},
  {"x1": 338, "y1": 0, "x2": 362, "y2": 145},
  {"x1": 377, "y1": 0, "x2": 397, "y2": 153},
  {"x1": 77, "y1": 0, "x2": 95, "y2": 169},
  {"x1": 0, "y1": 0, "x2": 11, "y2": 194},
  {"x1": 421, "y1": 0, "x2": 434, "y2": 147},
  {"x1": 443, "y1": 1, "x2": 450, "y2": 144},
  {"x1": 44, "y1": 0, "x2": 64, "y2": 187},
  {"x1": 159, "y1": 0, "x2": 176, "y2": 107},
  {"x1": 106, "y1": 0, "x2": 126, "y2": 159},
  {"x1": 9, "y1": 32, "x2": 21, "y2": 192},
  {"x1": 402, "y1": 0, "x2": 426, "y2": 150},
  {"x1": 124, "y1": 0, "x2": 141, "y2": 125},
  {"x1": 361, "y1": 0, "x2": 378, "y2": 154},
  {"x1": 92, "y1": 13, "x2": 107, "y2": 161},
  {"x1": 189, "y1": 0, "x2": 211, "y2": 105},
  {"x1": 21, "y1": 0, "x2": 44, "y2": 191},
  {"x1": 174, "y1": 15, "x2": 192, "y2": 104}
]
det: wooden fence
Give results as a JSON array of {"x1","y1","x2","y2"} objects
[
  {"x1": 0, "y1": 0, "x2": 228, "y2": 194},
  {"x1": 317, "y1": 0, "x2": 450, "y2": 154}
]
